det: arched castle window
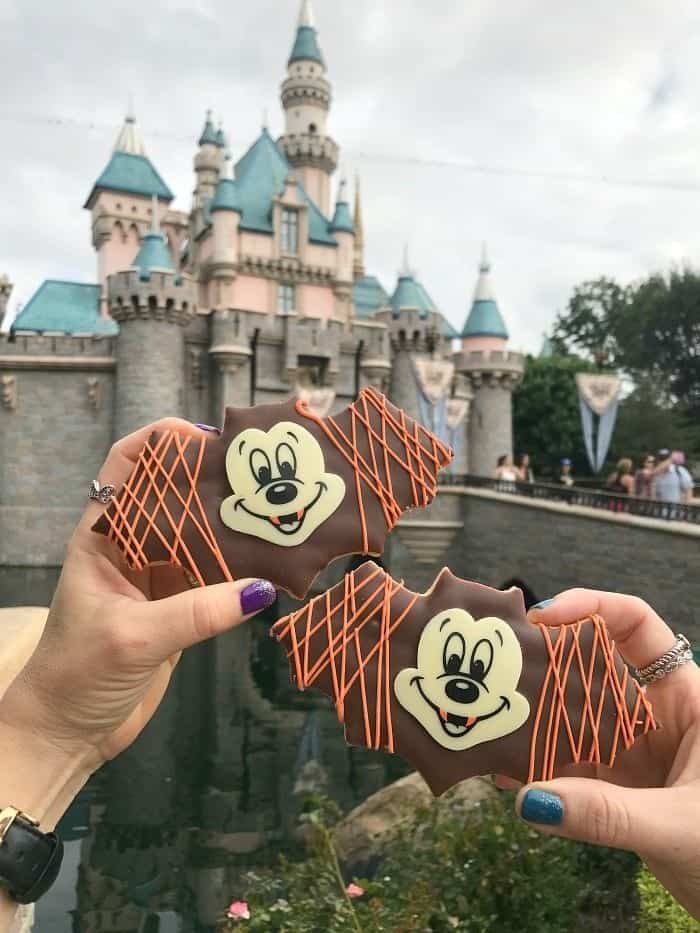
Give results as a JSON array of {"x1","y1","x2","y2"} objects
[
  {"x1": 309, "y1": 122, "x2": 317, "y2": 133},
  {"x1": 233, "y1": 311, "x2": 240, "y2": 336},
  {"x1": 131, "y1": 296, "x2": 140, "y2": 313},
  {"x1": 182, "y1": 302, "x2": 189, "y2": 313},
  {"x1": 398, "y1": 330, "x2": 406, "y2": 348},
  {"x1": 412, "y1": 330, "x2": 421, "y2": 347},
  {"x1": 148, "y1": 295, "x2": 157, "y2": 312}
]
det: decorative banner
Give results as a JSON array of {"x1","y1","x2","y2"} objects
[
  {"x1": 446, "y1": 398, "x2": 469, "y2": 430},
  {"x1": 575, "y1": 373, "x2": 621, "y2": 473},
  {"x1": 296, "y1": 385, "x2": 336, "y2": 418},
  {"x1": 576, "y1": 373, "x2": 621, "y2": 417},
  {"x1": 412, "y1": 359, "x2": 455, "y2": 406}
]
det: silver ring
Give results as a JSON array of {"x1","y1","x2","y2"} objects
[
  {"x1": 88, "y1": 479, "x2": 116, "y2": 505},
  {"x1": 635, "y1": 634, "x2": 695, "y2": 687}
]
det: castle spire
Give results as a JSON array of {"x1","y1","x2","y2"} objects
[
  {"x1": 353, "y1": 174, "x2": 365, "y2": 281},
  {"x1": 330, "y1": 177, "x2": 354, "y2": 234},
  {"x1": 399, "y1": 242, "x2": 414, "y2": 279},
  {"x1": 298, "y1": 0, "x2": 314, "y2": 28},
  {"x1": 113, "y1": 112, "x2": 146, "y2": 157},
  {"x1": 198, "y1": 109, "x2": 218, "y2": 147},
  {"x1": 279, "y1": 0, "x2": 337, "y2": 214},
  {"x1": 461, "y1": 244, "x2": 508, "y2": 342}
]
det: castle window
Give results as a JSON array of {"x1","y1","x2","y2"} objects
[
  {"x1": 278, "y1": 283, "x2": 295, "y2": 313},
  {"x1": 308, "y1": 122, "x2": 317, "y2": 133},
  {"x1": 281, "y1": 208, "x2": 299, "y2": 255}
]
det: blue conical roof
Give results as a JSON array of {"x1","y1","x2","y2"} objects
[
  {"x1": 289, "y1": 26, "x2": 324, "y2": 65},
  {"x1": 211, "y1": 156, "x2": 241, "y2": 213},
  {"x1": 461, "y1": 248, "x2": 508, "y2": 339},
  {"x1": 132, "y1": 233, "x2": 175, "y2": 280},
  {"x1": 390, "y1": 274, "x2": 437, "y2": 319},
  {"x1": 199, "y1": 112, "x2": 218, "y2": 146},
  {"x1": 330, "y1": 183, "x2": 354, "y2": 233}
]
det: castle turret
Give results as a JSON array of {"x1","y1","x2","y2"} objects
[
  {"x1": 85, "y1": 113, "x2": 174, "y2": 312},
  {"x1": 0, "y1": 275, "x2": 13, "y2": 330},
  {"x1": 277, "y1": 0, "x2": 339, "y2": 215},
  {"x1": 209, "y1": 151, "x2": 242, "y2": 308},
  {"x1": 455, "y1": 245, "x2": 523, "y2": 476},
  {"x1": 329, "y1": 178, "x2": 354, "y2": 319},
  {"x1": 192, "y1": 110, "x2": 224, "y2": 229},
  {"x1": 108, "y1": 199, "x2": 195, "y2": 439}
]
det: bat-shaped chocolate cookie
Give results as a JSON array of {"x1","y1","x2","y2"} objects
[
  {"x1": 271, "y1": 561, "x2": 657, "y2": 794},
  {"x1": 92, "y1": 388, "x2": 453, "y2": 598}
]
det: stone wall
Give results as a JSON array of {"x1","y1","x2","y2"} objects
[
  {"x1": 391, "y1": 487, "x2": 700, "y2": 645},
  {"x1": 0, "y1": 334, "x2": 115, "y2": 572}
]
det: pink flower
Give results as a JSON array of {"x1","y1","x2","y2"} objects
[
  {"x1": 346, "y1": 883, "x2": 364, "y2": 898},
  {"x1": 227, "y1": 900, "x2": 250, "y2": 921}
]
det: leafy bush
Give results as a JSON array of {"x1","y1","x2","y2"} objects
[
  {"x1": 637, "y1": 866, "x2": 698, "y2": 932},
  {"x1": 219, "y1": 790, "x2": 643, "y2": 932}
]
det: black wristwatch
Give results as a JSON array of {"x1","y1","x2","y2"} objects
[{"x1": 0, "y1": 807, "x2": 64, "y2": 904}]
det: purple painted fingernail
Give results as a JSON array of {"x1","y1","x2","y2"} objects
[
  {"x1": 194, "y1": 423, "x2": 221, "y2": 434},
  {"x1": 240, "y1": 580, "x2": 277, "y2": 616}
]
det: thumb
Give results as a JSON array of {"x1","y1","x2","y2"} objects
[
  {"x1": 138, "y1": 578, "x2": 277, "y2": 660},
  {"x1": 516, "y1": 778, "x2": 685, "y2": 857}
]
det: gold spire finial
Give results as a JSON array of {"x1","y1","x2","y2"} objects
[{"x1": 353, "y1": 174, "x2": 365, "y2": 281}]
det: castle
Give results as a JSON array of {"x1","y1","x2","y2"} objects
[{"x1": 0, "y1": 0, "x2": 523, "y2": 598}]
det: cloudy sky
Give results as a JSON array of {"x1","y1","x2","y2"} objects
[{"x1": 2, "y1": 0, "x2": 700, "y2": 350}]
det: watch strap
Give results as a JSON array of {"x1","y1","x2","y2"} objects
[{"x1": 0, "y1": 809, "x2": 63, "y2": 904}]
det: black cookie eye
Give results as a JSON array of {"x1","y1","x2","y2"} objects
[
  {"x1": 276, "y1": 442, "x2": 297, "y2": 481},
  {"x1": 443, "y1": 631, "x2": 466, "y2": 675},
  {"x1": 470, "y1": 638, "x2": 494, "y2": 681},
  {"x1": 250, "y1": 448, "x2": 272, "y2": 486}
]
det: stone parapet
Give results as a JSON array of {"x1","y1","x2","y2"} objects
[
  {"x1": 455, "y1": 348, "x2": 524, "y2": 388},
  {"x1": 0, "y1": 332, "x2": 116, "y2": 365},
  {"x1": 108, "y1": 270, "x2": 195, "y2": 326},
  {"x1": 277, "y1": 133, "x2": 339, "y2": 173},
  {"x1": 237, "y1": 254, "x2": 335, "y2": 284},
  {"x1": 280, "y1": 74, "x2": 332, "y2": 111}
]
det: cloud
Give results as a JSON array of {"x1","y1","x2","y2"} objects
[{"x1": 2, "y1": 0, "x2": 700, "y2": 349}]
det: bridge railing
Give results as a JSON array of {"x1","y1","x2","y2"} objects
[{"x1": 438, "y1": 473, "x2": 700, "y2": 525}]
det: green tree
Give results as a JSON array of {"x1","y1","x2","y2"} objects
[
  {"x1": 553, "y1": 268, "x2": 700, "y2": 419},
  {"x1": 513, "y1": 354, "x2": 597, "y2": 479}
]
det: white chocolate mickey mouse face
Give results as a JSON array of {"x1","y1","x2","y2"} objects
[
  {"x1": 394, "y1": 608, "x2": 530, "y2": 751},
  {"x1": 220, "y1": 421, "x2": 346, "y2": 547}
]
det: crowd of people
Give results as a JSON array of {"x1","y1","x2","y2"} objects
[
  {"x1": 493, "y1": 450, "x2": 695, "y2": 504},
  {"x1": 606, "y1": 449, "x2": 695, "y2": 503}
]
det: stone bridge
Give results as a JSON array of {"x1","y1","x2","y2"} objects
[{"x1": 390, "y1": 484, "x2": 700, "y2": 648}]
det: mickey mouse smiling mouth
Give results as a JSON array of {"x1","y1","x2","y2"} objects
[
  {"x1": 234, "y1": 480, "x2": 328, "y2": 536},
  {"x1": 411, "y1": 676, "x2": 510, "y2": 739},
  {"x1": 220, "y1": 421, "x2": 346, "y2": 547}
]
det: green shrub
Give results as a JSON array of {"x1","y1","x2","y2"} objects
[
  {"x1": 219, "y1": 791, "x2": 642, "y2": 933},
  {"x1": 637, "y1": 865, "x2": 698, "y2": 932}
]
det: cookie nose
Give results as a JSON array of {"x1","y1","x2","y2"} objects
[
  {"x1": 444, "y1": 678, "x2": 479, "y2": 704},
  {"x1": 266, "y1": 482, "x2": 297, "y2": 506}
]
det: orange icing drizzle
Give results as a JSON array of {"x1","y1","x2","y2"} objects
[
  {"x1": 274, "y1": 566, "x2": 657, "y2": 779},
  {"x1": 273, "y1": 564, "x2": 417, "y2": 753},
  {"x1": 527, "y1": 616, "x2": 656, "y2": 783},
  {"x1": 101, "y1": 430, "x2": 233, "y2": 586},
  {"x1": 296, "y1": 386, "x2": 452, "y2": 552}
]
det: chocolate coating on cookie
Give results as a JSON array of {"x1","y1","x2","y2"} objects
[
  {"x1": 92, "y1": 389, "x2": 452, "y2": 598},
  {"x1": 272, "y1": 562, "x2": 657, "y2": 795}
]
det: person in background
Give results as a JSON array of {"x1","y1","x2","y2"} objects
[
  {"x1": 494, "y1": 453, "x2": 519, "y2": 482},
  {"x1": 654, "y1": 448, "x2": 693, "y2": 505},
  {"x1": 558, "y1": 458, "x2": 574, "y2": 487},
  {"x1": 671, "y1": 451, "x2": 694, "y2": 504},
  {"x1": 517, "y1": 453, "x2": 535, "y2": 483},
  {"x1": 635, "y1": 454, "x2": 656, "y2": 498},
  {"x1": 606, "y1": 458, "x2": 634, "y2": 495}
]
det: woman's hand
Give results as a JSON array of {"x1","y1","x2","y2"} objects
[
  {"x1": 512, "y1": 589, "x2": 700, "y2": 920},
  {"x1": 0, "y1": 419, "x2": 277, "y2": 772}
]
